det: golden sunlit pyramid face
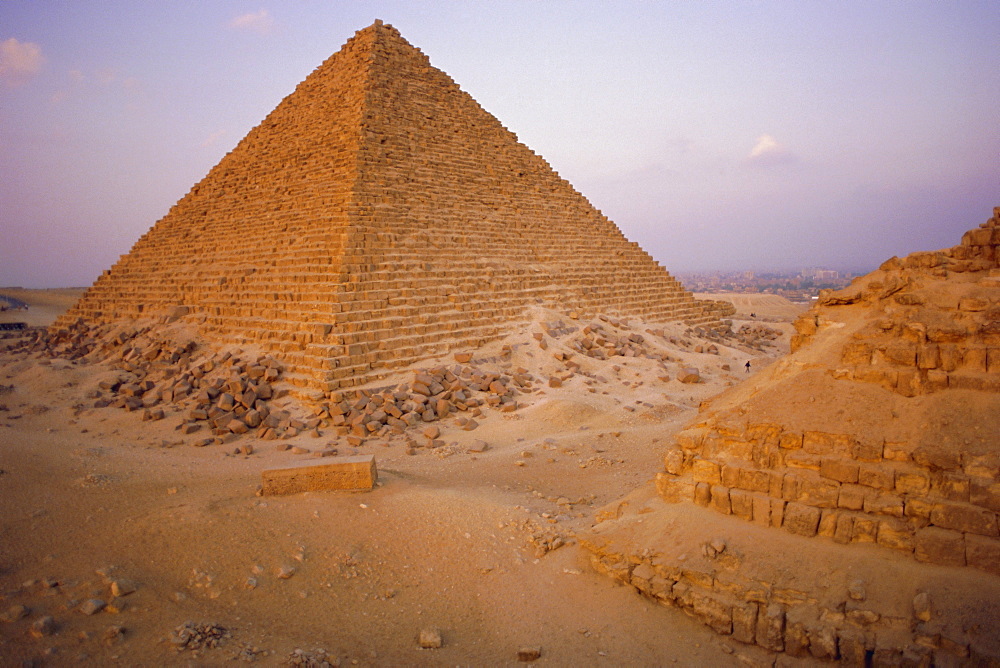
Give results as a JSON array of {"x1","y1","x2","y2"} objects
[{"x1": 53, "y1": 21, "x2": 723, "y2": 398}]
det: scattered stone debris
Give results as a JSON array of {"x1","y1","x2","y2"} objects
[
  {"x1": 170, "y1": 621, "x2": 230, "y2": 650},
  {"x1": 287, "y1": 647, "x2": 336, "y2": 667}
]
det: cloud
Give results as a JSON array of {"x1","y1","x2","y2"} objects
[
  {"x1": 747, "y1": 134, "x2": 797, "y2": 167},
  {"x1": 228, "y1": 9, "x2": 275, "y2": 34},
  {"x1": 201, "y1": 129, "x2": 227, "y2": 148},
  {"x1": 0, "y1": 37, "x2": 45, "y2": 87}
]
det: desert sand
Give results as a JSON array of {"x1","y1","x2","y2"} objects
[{"x1": 0, "y1": 290, "x2": 800, "y2": 666}]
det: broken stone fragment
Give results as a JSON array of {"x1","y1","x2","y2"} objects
[
  {"x1": 1, "y1": 604, "x2": 29, "y2": 622},
  {"x1": 912, "y1": 591, "x2": 932, "y2": 622},
  {"x1": 79, "y1": 598, "x2": 106, "y2": 615},
  {"x1": 678, "y1": 368, "x2": 701, "y2": 384},
  {"x1": 517, "y1": 646, "x2": 542, "y2": 662},
  {"x1": 109, "y1": 579, "x2": 137, "y2": 597},
  {"x1": 418, "y1": 628, "x2": 443, "y2": 649},
  {"x1": 30, "y1": 615, "x2": 56, "y2": 637}
]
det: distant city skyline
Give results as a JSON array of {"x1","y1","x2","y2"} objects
[{"x1": 2, "y1": 1, "x2": 998, "y2": 288}]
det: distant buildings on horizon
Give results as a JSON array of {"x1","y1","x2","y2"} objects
[{"x1": 676, "y1": 268, "x2": 861, "y2": 302}]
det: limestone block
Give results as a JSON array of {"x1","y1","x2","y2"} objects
[
  {"x1": 876, "y1": 518, "x2": 914, "y2": 552},
  {"x1": 770, "y1": 498, "x2": 786, "y2": 528},
  {"x1": 833, "y1": 514, "x2": 855, "y2": 544},
  {"x1": 914, "y1": 527, "x2": 966, "y2": 567},
  {"x1": 675, "y1": 428, "x2": 707, "y2": 451},
  {"x1": 864, "y1": 493, "x2": 904, "y2": 518},
  {"x1": 838, "y1": 484, "x2": 868, "y2": 511},
  {"x1": 851, "y1": 518, "x2": 878, "y2": 543},
  {"x1": 729, "y1": 488, "x2": 753, "y2": 521},
  {"x1": 784, "y1": 621, "x2": 810, "y2": 657},
  {"x1": 817, "y1": 510, "x2": 838, "y2": 538},
  {"x1": 785, "y1": 451, "x2": 821, "y2": 471},
  {"x1": 694, "y1": 482, "x2": 711, "y2": 507},
  {"x1": 663, "y1": 448, "x2": 684, "y2": 475},
  {"x1": 691, "y1": 459, "x2": 722, "y2": 485},
  {"x1": 904, "y1": 497, "x2": 934, "y2": 520},
  {"x1": 858, "y1": 463, "x2": 895, "y2": 491},
  {"x1": 795, "y1": 474, "x2": 841, "y2": 508},
  {"x1": 261, "y1": 454, "x2": 377, "y2": 495},
  {"x1": 971, "y1": 478, "x2": 1000, "y2": 512},
  {"x1": 756, "y1": 604, "x2": 785, "y2": 652},
  {"x1": 895, "y1": 470, "x2": 931, "y2": 495},
  {"x1": 731, "y1": 601, "x2": 757, "y2": 644},
  {"x1": 916, "y1": 344, "x2": 940, "y2": 369},
  {"x1": 964, "y1": 453, "x2": 1000, "y2": 479},
  {"x1": 692, "y1": 593, "x2": 732, "y2": 635},
  {"x1": 655, "y1": 473, "x2": 694, "y2": 503},
  {"x1": 803, "y1": 431, "x2": 853, "y2": 457},
  {"x1": 778, "y1": 432, "x2": 803, "y2": 450},
  {"x1": 965, "y1": 534, "x2": 1000, "y2": 576},
  {"x1": 751, "y1": 493, "x2": 771, "y2": 526},
  {"x1": 808, "y1": 626, "x2": 838, "y2": 660},
  {"x1": 710, "y1": 485, "x2": 732, "y2": 515},
  {"x1": 851, "y1": 439, "x2": 883, "y2": 463},
  {"x1": 930, "y1": 502, "x2": 999, "y2": 536},
  {"x1": 820, "y1": 457, "x2": 859, "y2": 483},
  {"x1": 930, "y1": 472, "x2": 970, "y2": 502},
  {"x1": 783, "y1": 503, "x2": 821, "y2": 537}
]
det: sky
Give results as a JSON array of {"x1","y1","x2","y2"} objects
[{"x1": 1, "y1": 1, "x2": 998, "y2": 288}]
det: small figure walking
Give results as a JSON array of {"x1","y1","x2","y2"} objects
[{"x1": 745, "y1": 360, "x2": 751, "y2": 373}]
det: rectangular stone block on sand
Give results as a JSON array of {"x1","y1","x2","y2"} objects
[{"x1": 262, "y1": 454, "x2": 378, "y2": 496}]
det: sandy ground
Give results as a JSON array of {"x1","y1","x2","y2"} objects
[{"x1": 0, "y1": 292, "x2": 800, "y2": 666}]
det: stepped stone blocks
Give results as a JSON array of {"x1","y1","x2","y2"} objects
[
  {"x1": 583, "y1": 209, "x2": 1000, "y2": 661},
  {"x1": 654, "y1": 212, "x2": 1000, "y2": 576},
  {"x1": 793, "y1": 207, "x2": 1000, "y2": 397},
  {"x1": 52, "y1": 20, "x2": 721, "y2": 398}
]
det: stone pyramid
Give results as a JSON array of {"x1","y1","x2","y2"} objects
[{"x1": 55, "y1": 20, "x2": 724, "y2": 397}]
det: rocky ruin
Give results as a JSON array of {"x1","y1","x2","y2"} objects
[{"x1": 583, "y1": 208, "x2": 1000, "y2": 664}]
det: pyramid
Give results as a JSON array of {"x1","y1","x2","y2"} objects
[
  {"x1": 582, "y1": 209, "x2": 1000, "y2": 662},
  {"x1": 55, "y1": 20, "x2": 725, "y2": 397}
]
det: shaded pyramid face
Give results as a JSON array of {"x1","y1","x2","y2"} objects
[{"x1": 56, "y1": 21, "x2": 721, "y2": 396}]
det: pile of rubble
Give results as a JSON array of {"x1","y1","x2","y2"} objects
[{"x1": 313, "y1": 360, "x2": 530, "y2": 447}]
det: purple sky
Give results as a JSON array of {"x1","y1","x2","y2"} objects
[{"x1": 2, "y1": 1, "x2": 998, "y2": 288}]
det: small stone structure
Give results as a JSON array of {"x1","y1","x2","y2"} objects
[
  {"x1": 53, "y1": 20, "x2": 725, "y2": 399},
  {"x1": 584, "y1": 209, "x2": 1000, "y2": 663}
]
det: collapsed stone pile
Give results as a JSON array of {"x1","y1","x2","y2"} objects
[
  {"x1": 583, "y1": 208, "x2": 1000, "y2": 664},
  {"x1": 313, "y1": 357, "x2": 526, "y2": 448},
  {"x1": 794, "y1": 207, "x2": 1000, "y2": 396}
]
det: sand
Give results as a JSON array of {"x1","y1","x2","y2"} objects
[{"x1": 0, "y1": 292, "x2": 795, "y2": 666}]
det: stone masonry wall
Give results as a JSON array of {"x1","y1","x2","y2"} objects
[{"x1": 655, "y1": 422, "x2": 1000, "y2": 576}]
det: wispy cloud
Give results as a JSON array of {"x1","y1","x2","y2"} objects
[
  {"x1": 0, "y1": 37, "x2": 45, "y2": 87},
  {"x1": 201, "y1": 129, "x2": 227, "y2": 148},
  {"x1": 228, "y1": 9, "x2": 275, "y2": 34},
  {"x1": 747, "y1": 134, "x2": 797, "y2": 167}
]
